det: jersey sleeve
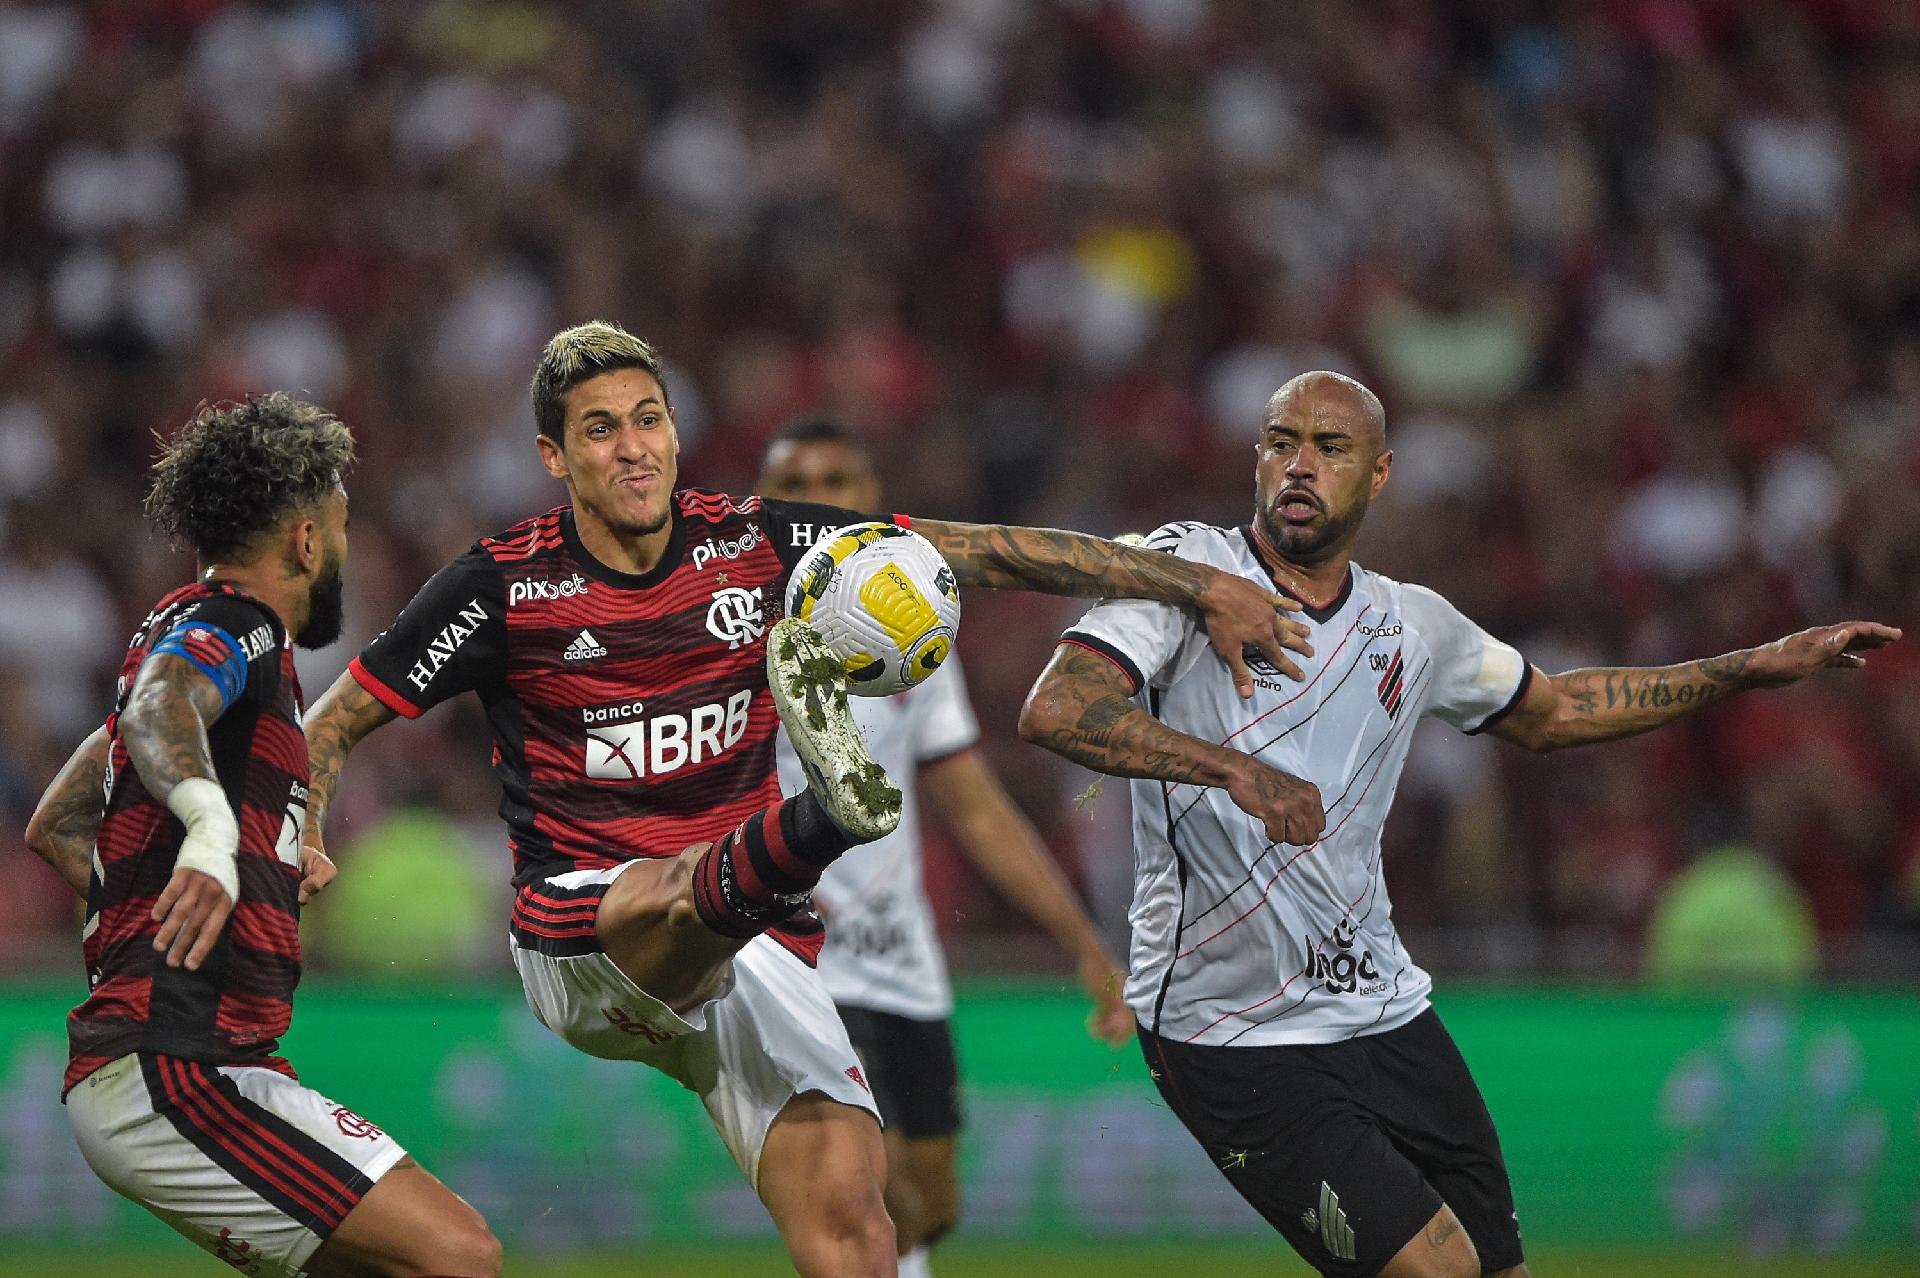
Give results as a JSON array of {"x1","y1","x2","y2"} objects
[
  {"x1": 1057, "y1": 522, "x2": 1207, "y2": 693},
  {"x1": 1397, "y1": 582, "x2": 1531, "y2": 734},
  {"x1": 349, "y1": 548, "x2": 508, "y2": 718},
  {"x1": 911, "y1": 655, "x2": 981, "y2": 765},
  {"x1": 760, "y1": 498, "x2": 911, "y2": 572},
  {"x1": 150, "y1": 595, "x2": 281, "y2": 715}
]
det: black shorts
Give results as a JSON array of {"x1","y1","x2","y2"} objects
[
  {"x1": 835, "y1": 1004, "x2": 962, "y2": 1141},
  {"x1": 1141, "y1": 1009, "x2": 1522, "y2": 1278}
]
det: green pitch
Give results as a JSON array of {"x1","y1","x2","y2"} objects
[{"x1": 0, "y1": 1245, "x2": 1908, "y2": 1277}]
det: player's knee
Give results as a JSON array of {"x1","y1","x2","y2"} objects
[
  {"x1": 808, "y1": 1174, "x2": 895, "y2": 1262},
  {"x1": 408, "y1": 1210, "x2": 502, "y2": 1277},
  {"x1": 608, "y1": 846, "x2": 715, "y2": 935}
]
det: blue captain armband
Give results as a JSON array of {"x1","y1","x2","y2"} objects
[{"x1": 150, "y1": 620, "x2": 249, "y2": 709}]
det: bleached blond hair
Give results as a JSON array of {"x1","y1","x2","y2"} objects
[{"x1": 531, "y1": 320, "x2": 668, "y2": 441}]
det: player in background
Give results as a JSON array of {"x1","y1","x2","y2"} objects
[
  {"x1": 25, "y1": 395, "x2": 499, "y2": 1278},
  {"x1": 297, "y1": 321, "x2": 1309, "y2": 1278},
  {"x1": 760, "y1": 419, "x2": 1132, "y2": 1278},
  {"x1": 1019, "y1": 371, "x2": 1901, "y2": 1278}
]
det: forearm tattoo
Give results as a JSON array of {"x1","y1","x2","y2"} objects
[
  {"x1": 120, "y1": 655, "x2": 228, "y2": 802},
  {"x1": 304, "y1": 677, "x2": 393, "y2": 826},
  {"x1": 1028, "y1": 649, "x2": 1230, "y2": 786},
  {"x1": 916, "y1": 520, "x2": 1215, "y2": 603},
  {"x1": 30, "y1": 739, "x2": 108, "y2": 896},
  {"x1": 1552, "y1": 650, "x2": 1754, "y2": 744}
]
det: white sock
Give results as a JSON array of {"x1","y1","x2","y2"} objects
[{"x1": 896, "y1": 1246, "x2": 933, "y2": 1278}]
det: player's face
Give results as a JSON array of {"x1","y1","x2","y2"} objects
[
  {"x1": 757, "y1": 440, "x2": 881, "y2": 513},
  {"x1": 1253, "y1": 395, "x2": 1390, "y2": 565},
  {"x1": 541, "y1": 368, "x2": 681, "y2": 539},
  {"x1": 297, "y1": 485, "x2": 348, "y2": 649}
]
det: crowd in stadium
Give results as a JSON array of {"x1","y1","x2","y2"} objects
[{"x1": 0, "y1": 0, "x2": 1915, "y2": 975}]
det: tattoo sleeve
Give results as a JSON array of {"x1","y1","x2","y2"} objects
[
  {"x1": 1541, "y1": 650, "x2": 1755, "y2": 748},
  {"x1": 914, "y1": 519, "x2": 1218, "y2": 604},
  {"x1": 304, "y1": 671, "x2": 398, "y2": 832},
  {"x1": 118, "y1": 654, "x2": 229, "y2": 804},
  {"x1": 25, "y1": 727, "x2": 110, "y2": 897},
  {"x1": 1020, "y1": 647, "x2": 1242, "y2": 787}
]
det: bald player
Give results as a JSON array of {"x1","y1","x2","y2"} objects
[{"x1": 1019, "y1": 371, "x2": 1900, "y2": 1278}]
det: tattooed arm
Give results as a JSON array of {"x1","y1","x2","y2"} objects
[
  {"x1": 913, "y1": 518, "x2": 1311, "y2": 697},
  {"x1": 25, "y1": 727, "x2": 110, "y2": 898},
  {"x1": 297, "y1": 670, "x2": 399, "y2": 903},
  {"x1": 1490, "y1": 621, "x2": 1903, "y2": 752},
  {"x1": 117, "y1": 653, "x2": 239, "y2": 970},
  {"x1": 1019, "y1": 645, "x2": 1326, "y2": 846}
]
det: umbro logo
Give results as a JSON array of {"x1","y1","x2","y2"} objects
[
  {"x1": 563, "y1": 629, "x2": 608, "y2": 661},
  {"x1": 1310, "y1": 1181, "x2": 1356, "y2": 1261}
]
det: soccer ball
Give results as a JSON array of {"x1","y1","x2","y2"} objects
[{"x1": 784, "y1": 522, "x2": 961, "y2": 697}]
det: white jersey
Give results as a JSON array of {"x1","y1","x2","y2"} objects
[
  {"x1": 776, "y1": 657, "x2": 980, "y2": 1021},
  {"x1": 1065, "y1": 522, "x2": 1528, "y2": 1048}
]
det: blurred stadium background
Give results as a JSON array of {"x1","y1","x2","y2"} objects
[{"x1": 1, "y1": 0, "x2": 1917, "y2": 1273}]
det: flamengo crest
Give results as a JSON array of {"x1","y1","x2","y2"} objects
[{"x1": 706, "y1": 586, "x2": 765, "y2": 650}]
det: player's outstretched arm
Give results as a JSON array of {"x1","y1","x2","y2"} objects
[
  {"x1": 1489, "y1": 621, "x2": 1903, "y2": 752},
  {"x1": 913, "y1": 518, "x2": 1311, "y2": 697},
  {"x1": 299, "y1": 670, "x2": 399, "y2": 903},
  {"x1": 1020, "y1": 645, "x2": 1326, "y2": 847},
  {"x1": 920, "y1": 748, "x2": 1133, "y2": 1046},
  {"x1": 119, "y1": 654, "x2": 241, "y2": 971},
  {"x1": 25, "y1": 726, "x2": 110, "y2": 898}
]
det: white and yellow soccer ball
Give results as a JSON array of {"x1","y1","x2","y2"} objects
[{"x1": 784, "y1": 521, "x2": 961, "y2": 697}]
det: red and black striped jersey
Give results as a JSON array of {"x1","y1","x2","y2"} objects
[
  {"x1": 349, "y1": 489, "x2": 891, "y2": 965},
  {"x1": 66, "y1": 583, "x2": 308, "y2": 1095}
]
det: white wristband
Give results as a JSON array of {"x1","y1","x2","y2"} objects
[{"x1": 165, "y1": 776, "x2": 240, "y2": 904}]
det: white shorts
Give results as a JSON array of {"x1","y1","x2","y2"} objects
[
  {"x1": 65, "y1": 1052, "x2": 407, "y2": 1277},
  {"x1": 510, "y1": 861, "x2": 879, "y2": 1187}
]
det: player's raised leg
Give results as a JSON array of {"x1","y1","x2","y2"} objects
[
  {"x1": 592, "y1": 616, "x2": 902, "y2": 1008},
  {"x1": 757, "y1": 1090, "x2": 896, "y2": 1278},
  {"x1": 304, "y1": 1160, "x2": 501, "y2": 1277}
]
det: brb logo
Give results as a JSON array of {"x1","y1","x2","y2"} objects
[
  {"x1": 584, "y1": 690, "x2": 752, "y2": 779},
  {"x1": 509, "y1": 572, "x2": 588, "y2": 607},
  {"x1": 706, "y1": 585, "x2": 765, "y2": 650}
]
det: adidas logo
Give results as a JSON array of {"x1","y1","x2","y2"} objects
[{"x1": 563, "y1": 629, "x2": 608, "y2": 661}]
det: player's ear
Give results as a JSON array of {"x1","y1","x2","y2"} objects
[
  {"x1": 536, "y1": 431, "x2": 569, "y2": 482},
  {"x1": 1372, "y1": 448, "x2": 1392, "y2": 499},
  {"x1": 288, "y1": 512, "x2": 323, "y2": 576}
]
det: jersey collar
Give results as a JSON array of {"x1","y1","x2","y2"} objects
[
  {"x1": 1238, "y1": 525, "x2": 1354, "y2": 625},
  {"x1": 560, "y1": 502, "x2": 686, "y2": 590}
]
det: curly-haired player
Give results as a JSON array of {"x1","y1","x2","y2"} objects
[{"x1": 26, "y1": 393, "x2": 501, "y2": 1278}]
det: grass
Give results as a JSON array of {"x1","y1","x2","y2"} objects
[{"x1": 0, "y1": 1244, "x2": 1910, "y2": 1277}]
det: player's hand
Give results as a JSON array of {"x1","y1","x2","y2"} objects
[
  {"x1": 1225, "y1": 759, "x2": 1324, "y2": 847},
  {"x1": 298, "y1": 843, "x2": 337, "y2": 905},
  {"x1": 151, "y1": 866, "x2": 235, "y2": 971},
  {"x1": 1194, "y1": 569, "x2": 1312, "y2": 697},
  {"x1": 1079, "y1": 955, "x2": 1134, "y2": 1048},
  {"x1": 1742, "y1": 622, "x2": 1903, "y2": 686}
]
